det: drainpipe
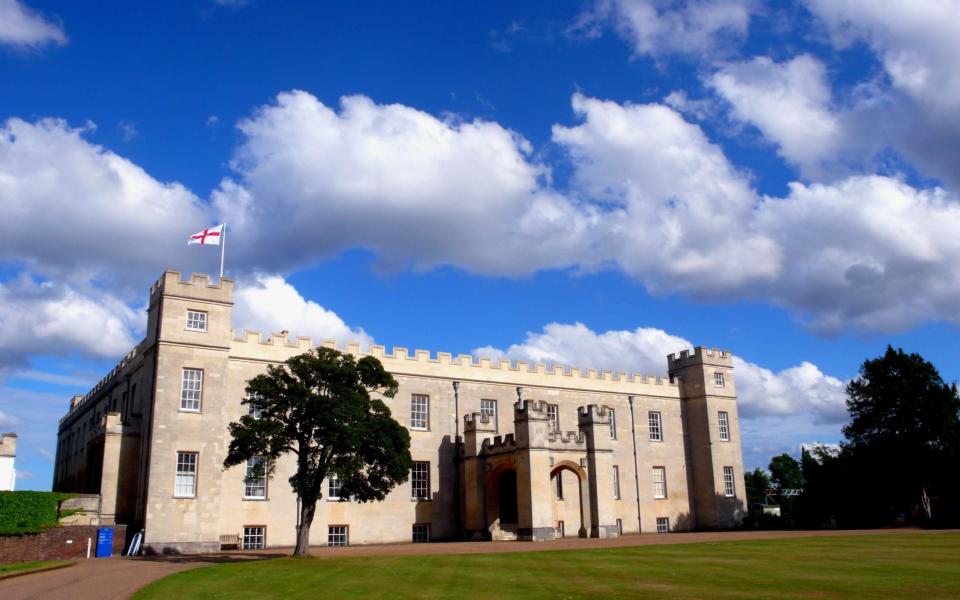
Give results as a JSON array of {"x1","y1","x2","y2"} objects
[
  {"x1": 452, "y1": 381, "x2": 462, "y2": 538},
  {"x1": 628, "y1": 395, "x2": 642, "y2": 534}
]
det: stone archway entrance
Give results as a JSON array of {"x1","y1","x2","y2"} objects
[
  {"x1": 498, "y1": 469, "x2": 518, "y2": 525},
  {"x1": 550, "y1": 461, "x2": 589, "y2": 538},
  {"x1": 485, "y1": 466, "x2": 520, "y2": 540}
]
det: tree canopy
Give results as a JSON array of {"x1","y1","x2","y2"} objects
[
  {"x1": 792, "y1": 346, "x2": 960, "y2": 528},
  {"x1": 769, "y1": 453, "x2": 804, "y2": 491},
  {"x1": 223, "y1": 347, "x2": 413, "y2": 556}
]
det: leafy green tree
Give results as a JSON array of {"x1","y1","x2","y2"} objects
[
  {"x1": 843, "y1": 346, "x2": 960, "y2": 523},
  {"x1": 769, "y1": 453, "x2": 804, "y2": 491},
  {"x1": 744, "y1": 468, "x2": 772, "y2": 508},
  {"x1": 224, "y1": 347, "x2": 413, "y2": 556}
]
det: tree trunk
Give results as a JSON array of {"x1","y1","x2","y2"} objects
[{"x1": 294, "y1": 500, "x2": 316, "y2": 557}]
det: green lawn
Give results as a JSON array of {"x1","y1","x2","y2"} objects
[
  {"x1": 0, "y1": 560, "x2": 73, "y2": 579},
  {"x1": 134, "y1": 533, "x2": 960, "y2": 599}
]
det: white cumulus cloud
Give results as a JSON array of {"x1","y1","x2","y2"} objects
[
  {"x1": 214, "y1": 91, "x2": 593, "y2": 276},
  {"x1": 800, "y1": 0, "x2": 960, "y2": 187},
  {"x1": 233, "y1": 275, "x2": 373, "y2": 348},
  {"x1": 0, "y1": 0, "x2": 66, "y2": 48},
  {"x1": 0, "y1": 275, "x2": 140, "y2": 376},
  {"x1": 582, "y1": 0, "x2": 754, "y2": 59},
  {"x1": 709, "y1": 54, "x2": 849, "y2": 179},
  {"x1": 0, "y1": 118, "x2": 214, "y2": 292}
]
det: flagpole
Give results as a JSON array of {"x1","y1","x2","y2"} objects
[{"x1": 219, "y1": 223, "x2": 226, "y2": 280}]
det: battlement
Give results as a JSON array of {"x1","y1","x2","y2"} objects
[
  {"x1": 577, "y1": 404, "x2": 613, "y2": 425},
  {"x1": 546, "y1": 430, "x2": 586, "y2": 448},
  {"x1": 59, "y1": 342, "x2": 145, "y2": 427},
  {"x1": 233, "y1": 329, "x2": 315, "y2": 350},
  {"x1": 480, "y1": 433, "x2": 517, "y2": 455},
  {"x1": 150, "y1": 270, "x2": 234, "y2": 303},
  {"x1": 230, "y1": 337, "x2": 681, "y2": 393},
  {"x1": 514, "y1": 399, "x2": 551, "y2": 420},
  {"x1": 667, "y1": 346, "x2": 733, "y2": 370},
  {"x1": 464, "y1": 412, "x2": 496, "y2": 433}
]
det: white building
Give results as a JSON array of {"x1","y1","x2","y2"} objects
[{"x1": 0, "y1": 432, "x2": 16, "y2": 491}]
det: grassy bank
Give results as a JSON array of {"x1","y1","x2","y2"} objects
[
  {"x1": 0, "y1": 560, "x2": 73, "y2": 579},
  {"x1": 135, "y1": 533, "x2": 960, "y2": 599}
]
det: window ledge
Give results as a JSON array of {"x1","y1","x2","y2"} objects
[
  {"x1": 242, "y1": 497, "x2": 268, "y2": 501},
  {"x1": 411, "y1": 497, "x2": 432, "y2": 502}
]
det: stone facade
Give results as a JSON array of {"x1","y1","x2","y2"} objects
[{"x1": 54, "y1": 270, "x2": 746, "y2": 553}]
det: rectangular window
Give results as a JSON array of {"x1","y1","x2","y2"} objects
[
  {"x1": 718, "y1": 411, "x2": 730, "y2": 441},
  {"x1": 714, "y1": 371, "x2": 725, "y2": 387},
  {"x1": 648, "y1": 411, "x2": 662, "y2": 441},
  {"x1": 656, "y1": 517, "x2": 669, "y2": 534},
  {"x1": 480, "y1": 399, "x2": 497, "y2": 430},
  {"x1": 246, "y1": 392, "x2": 263, "y2": 419},
  {"x1": 411, "y1": 461, "x2": 430, "y2": 500},
  {"x1": 244, "y1": 456, "x2": 267, "y2": 499},
  {"x1": 613, "y1": 465, "x2": 621, "y2": 499},
  {"x1": 242, "y1": 526, "x2": 264, "y2": 549},
  {"x1": 328, "y1": 476, "x2": 342, "y2": 500},
  {"x1": 723, "y1": 466, "x2": 736, "y2": 497},
  {"x1": 609, "y1": 408, "x2": 617, "y2": 439},
  {"x1": 411, "y1": 394, "x2": 429, "y2": 430},
  {"x1": 652, "y1": 466, "x2": 667, "y2": 499},
  {"x1": 186, "y1": 310, "x2": 208, "y2": 332},
  {"x1": 557, "y1": 520, "x2": 565, "y2": 537},
  {"x1": 547, "y1": 404, "x2": 559, "y2": 432},
  {"x1": 328, "y1": 525, "x2": 348, "y2": 547},
  {"x1": 180, "y1": 368, "x2": 203, "y2": 411},
  {"x1": 412, "y1": 524, "x2": 430, "y2": 543},
  {"x1": 555, "y1": 472, "x2": 564, "y2": 500},
  {"x1": 616, "y1": 518, "x2": 623, "y2": 535},
  {"x1": 175, "y1": 451, "x2": 197, "y2": 497}
]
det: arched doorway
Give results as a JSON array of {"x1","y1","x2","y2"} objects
[
  {"x1": 550, "y1": 462, "x2": 588, "y2": 538},
  {"x1": 498, "y1": 469, "x2": 518, "y2": 525},
  {"x1": 484, "y1": 466, "x2": 520, "y2": 540}
]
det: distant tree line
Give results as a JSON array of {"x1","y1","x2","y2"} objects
[{"x1": 744, "y1": 346, "x2": 960, "y2": 529}]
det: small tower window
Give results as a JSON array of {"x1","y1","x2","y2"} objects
[
  {"x1": 547, "y1": 404, "x2": 559, "y2": 432},
  {"x1": 186, "y1": 310, "x2": 208, "y2": 331},
  {"x1": 714, "y1": 371, "x2": 725, "y2": 388}
]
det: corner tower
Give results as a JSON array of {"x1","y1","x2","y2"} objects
[{"x1": 668, "y1": 347, "x2": 745, "y2": 529}]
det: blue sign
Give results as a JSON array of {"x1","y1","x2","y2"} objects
[{"x1": 96, "y1": 527, "x2": 113, "y2": 558}]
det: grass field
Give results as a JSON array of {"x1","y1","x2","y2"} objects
[
  {"x1": 134, "y1": 533, "x2": 960, "y2": 599},
  {"x1": 0, "y1": 560, "x2": 73, "y2": 579}
]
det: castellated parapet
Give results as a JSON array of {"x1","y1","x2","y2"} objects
[
  {"x1": 667, "y1": 347, "x2": 733, "y2": 370},
  {"x1": 149, "y1": 270, "x2": 234, "y2": 303}
]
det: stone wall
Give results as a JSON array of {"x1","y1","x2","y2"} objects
[{"x1": 0, "y1": 524, "x2": 127, "y2": 562}]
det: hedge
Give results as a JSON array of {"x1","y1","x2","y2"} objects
[{"x1": 0, "y1": 491, "x2": 76, "y2": 535}]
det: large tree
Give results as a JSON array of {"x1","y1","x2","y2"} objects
[
  {"x1": 842, "y1": 346, "x2": 960, "y2": 523},
  {"x1": 224, "y1": 347, "x2": 413, "y2": 556},
  {"x1": 768, "y1": 453, "x2": 804, "y2": 491}
]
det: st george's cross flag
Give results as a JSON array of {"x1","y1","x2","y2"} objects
[
  {"x1": 188, "y1": 223, "x2": 227, "y2": 277},
  {"x1": 187, "y1": 224, "x2": 223, "y2": 246}
]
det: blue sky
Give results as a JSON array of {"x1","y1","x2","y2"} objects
[{"x1": 1, "y1": 0, "x2": 958, "y2": 489}]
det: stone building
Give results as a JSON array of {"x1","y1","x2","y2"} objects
[
  {"x1": 54, "y1": 271, "x2": 746, "y2": 553},
  {"x1": 0, "y1": 432, "x2": 16, "y2": 491}
]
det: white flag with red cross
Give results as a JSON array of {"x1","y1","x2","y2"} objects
[{"x1": 187, "y1": 224, "x2": 223, "y2": 246}]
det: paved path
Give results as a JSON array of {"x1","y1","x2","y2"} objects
[{"x1": 1, "y1": 528, "x2": 955, "y2": 599}]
